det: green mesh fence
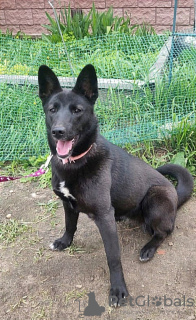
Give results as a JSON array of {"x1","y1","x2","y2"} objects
[{"x1": 0, "y1": 32, "x2": 196, "y2": 161}]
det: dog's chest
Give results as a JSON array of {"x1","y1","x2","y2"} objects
[
  {"x1": 59, "y1": 181, "x2": 76, "y2": 201},
  {"x1": 58, "y1": 179, "x2": 97, "y2": 215}
]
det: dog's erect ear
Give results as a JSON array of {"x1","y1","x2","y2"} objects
[
  {"x1": 38, "y1": 65, "x2": 62, "y2": 103},
  {"x1": 72, "y1": 64, "x2": 98, "y2": 105}
]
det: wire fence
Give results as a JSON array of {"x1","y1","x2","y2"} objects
[{"x1": 0, "y1": 29, "x2": 196, "y2": 161}]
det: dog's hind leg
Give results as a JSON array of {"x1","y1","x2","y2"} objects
[
  {"x1": 140, "y1": 185, "x2": 178, "y2": 262},
  {"x1": 50, "y1": 201, "x2": 79, "y2": 251}
]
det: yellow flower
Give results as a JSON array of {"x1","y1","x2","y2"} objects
[{"x1": 47, "y1": 56, "x2": 49, "y2": 59}]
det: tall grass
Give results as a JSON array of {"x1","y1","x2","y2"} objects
[
  {"x1": 0, "y1": 83, "x2": 48, "y2": 161},
  {"x1": 42, "y1": 3, "x2": 137, "y2": 42},
  {"x1": 0, "y1": 33, "x2": 166, "y2": 78},
  {"x1": 0, "y1": 33, "x2": 196, "y2": 175}
]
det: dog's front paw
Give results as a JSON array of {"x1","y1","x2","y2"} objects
[
  {"x1": 109, "y1": 285, "x2": 129, "y2": 307},
  {"x1": 139, "y1": 245, "x2": 156, "y2": 262},
  {"x1": 49, "y1": 234, "x2": 72, "y2": 251}
]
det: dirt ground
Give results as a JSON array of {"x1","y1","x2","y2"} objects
[{"x1": 0, "y1": 179, "x2": 196, "y2": 320}]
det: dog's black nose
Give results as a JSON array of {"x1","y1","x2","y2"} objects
[{"x1": 52, "y1": 127, "x2": 66, "y2": 139}]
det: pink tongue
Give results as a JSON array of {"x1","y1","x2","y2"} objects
[{"x1": 56, "y1": 140, "x2": 72, "y2": 156}]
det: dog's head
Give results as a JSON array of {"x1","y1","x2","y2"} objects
[{"x1": 38, "y1": 64, "x2": 98, "y2": 161}]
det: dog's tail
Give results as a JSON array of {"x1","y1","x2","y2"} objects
[{"x1": 156, "y1": 164, "x2": 194, "y2": 208}]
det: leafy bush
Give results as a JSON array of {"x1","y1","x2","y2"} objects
[
  {"x1": 42, "y1": 3, "x2": 156, "y2": 42},
  {"x1": 42, "y1": 6, "x2": 91, "y2": 42}
]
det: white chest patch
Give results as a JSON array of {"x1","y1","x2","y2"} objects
[{"x1": 59, "y1": 181, "x2": 76, "y2": 200}]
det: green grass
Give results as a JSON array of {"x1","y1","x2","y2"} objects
[
  {"x1": 0, "y1": 83, "x2": 48, "y2": 161},
  {"x1": 38, "y1": 199, "x2": 59, "y2": 216},
  {"x1": 65, "y1": 290, "x2": 88, "y2": 306},
  {"x1": 0, "y1": 32, "x2": 196, "y2": 173},
  {"x1": 0, "y1": 32, "x2": 169, "y2": 161},
  {"x1": 65, "y1": 243, "x2": 86, "y2": 256},
  {"x1": 0, "y1": 33, "x2": 167, "y2": 79},
  {"x1": 0, "y1": 219, "x2": 30, "y2": 244},
  {"x1": 0, "y1": 73, "x2": 196, "y2": 165}
]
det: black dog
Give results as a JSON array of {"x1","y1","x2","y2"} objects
[{"x1": 38, "y1": 64, "x2": 193, "y2": 304}]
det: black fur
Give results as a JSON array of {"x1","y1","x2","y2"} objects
[{"x1": 38, "y1": 64, "x2": 194, "y2": 305}]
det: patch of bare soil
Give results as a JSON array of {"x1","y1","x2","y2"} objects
[{"x1": 0, "y1": 180, "x2": 196, "y2": 320}]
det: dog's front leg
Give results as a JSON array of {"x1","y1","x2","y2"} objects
[
  {"x1": 50, "y1": 201, "x2": 79, "y2": 251},
  {"x1": 94, "y1": 208, "x2": 128, "y2": 305}
]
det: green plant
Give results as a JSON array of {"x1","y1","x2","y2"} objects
[
  {"x1": 41, "y1": 3, "x2": 156, "y2": 42},
  {"x1": 131, "y1": 22, "x2": 156, "y2": 36},
  {"x1": 61, "y1": 7, "x2": 91, "y2": 39},
  {"x1": 0, "y1": 83, "x2": 48, "y2": 161},
  {"x1": 125, "y1": 140, "x2": 173, "y2": 168},
  {"x1": 42, "y1": 5, "x2": 91, "y2": 42},
  {"x1": 65, "y1": 243, "x2": 86, "y2": 256},
  {"x1": 38, "y1": 199, "x2": 59, "y2": 216},
  {"x1": 0, "y1": 28, "x2": 13, "y2": 38},
  {"x1": 65, "y1": 290, "x2": 88, "y2": 305},
  {"x1": 163, "y1": 114, "x2": 196, "y2": 174},
  {"x1": 42, "y1": 11, "x2": 65, "y2": 43},
  {"x1": 42, "y1": 3, "x2": 132, "y2": 42},
  {"x1": 90, "y1": 3, "x2": 129, "y2": 36},
  {"x1": 113, "y1": 15, "x2": 130, "y2": 34},
  {"x1": 0, "y1": 31, "x2": 196, "y2": 175},
  {"x1": 0, "y1": 219, "x2": 30, "y2": 244}
]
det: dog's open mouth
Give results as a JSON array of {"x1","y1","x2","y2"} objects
[{"x1": 56, "y1": 137, "x2": 77, "y2": 160}]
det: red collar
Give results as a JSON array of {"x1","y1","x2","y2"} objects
[{"x1": 61, "y1": 144, "x2": 93, "y2": 164}]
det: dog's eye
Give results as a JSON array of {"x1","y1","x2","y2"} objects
[
  {"x1": 72, "y1": 106, "x2": 82, "y2": 114},
  {"x1": 49, "y1": 105, "x2": 56, "y2": 113}
]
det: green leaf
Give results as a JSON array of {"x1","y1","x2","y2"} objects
[
  {"x1": 171, "y1": 152, "x2": 186, "y2": 167},
  {"x1": 106, "y1": 26, "x2": 112, "y2": 34}
]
